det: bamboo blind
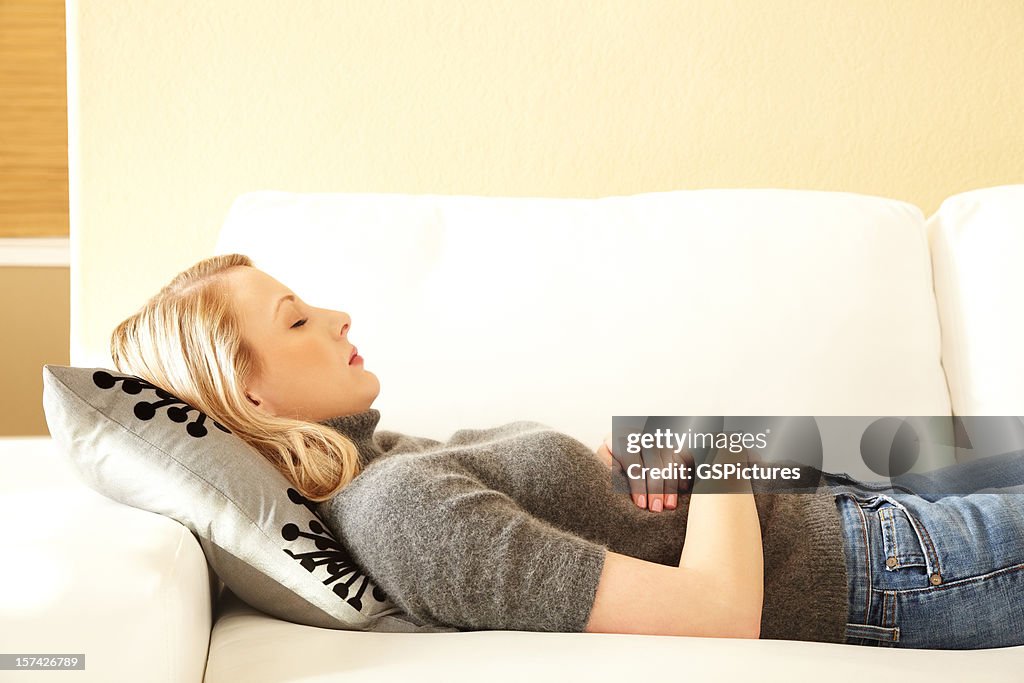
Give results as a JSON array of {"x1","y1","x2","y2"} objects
[{"x1": 0, "y1": 0, "x2": 68, "y2": 237}]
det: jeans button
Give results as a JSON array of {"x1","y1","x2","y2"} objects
[
  {"x1": 886, "y1": 556, "x2": 898, "y2": 568},
  {"x1": 929, "y1": 572, "x2": 942, "y2": 585}
]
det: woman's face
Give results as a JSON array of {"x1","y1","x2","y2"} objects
[{"x1": 223, "y1": 265, "x2": 380, "y2": 422}]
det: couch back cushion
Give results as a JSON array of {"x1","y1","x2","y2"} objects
[
  {"x1": 927, "y1": 184, "x2": 1024, "y2": 417},
  {"x1": 216, "y1": 189, "x2": 952, "y2": 447}
]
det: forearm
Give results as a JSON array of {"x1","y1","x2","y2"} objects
[{"x1": 677, "y1": 446, "x2": 764, "y2": 633}]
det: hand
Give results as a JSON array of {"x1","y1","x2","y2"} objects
[{"x1": 597, "y1": 433, "x2": 693, "y2": 512}]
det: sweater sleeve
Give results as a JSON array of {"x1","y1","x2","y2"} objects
[{"x1": 329, "y1": 453, "x2": 609, "y2": 633}]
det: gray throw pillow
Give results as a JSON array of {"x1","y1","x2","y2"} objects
[{"x1": 41, "y1": 364, "x2": 457, "y2": 633}]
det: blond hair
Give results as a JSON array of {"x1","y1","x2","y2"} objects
[{"x1": 109, "y1": 253, "x2": 360, "y2": 502}]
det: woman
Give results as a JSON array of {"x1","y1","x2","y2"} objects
[{"x1": 110, "y1": 253, "x2": 1024, "y2": 649}]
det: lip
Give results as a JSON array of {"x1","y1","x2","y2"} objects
[{"x1": 348, "y1": 346, "x2": 358, "y2": 364}]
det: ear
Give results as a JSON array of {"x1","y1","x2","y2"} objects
[{"x1": 245, "y1": 392, "x2": 261, "y2": 407}]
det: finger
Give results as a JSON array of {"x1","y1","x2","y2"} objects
[
  {"x1": 642, "y1": 443, "x2": 665, "y2": 512},
  {"x1": 663, "y1": 447, "x2": 685, "y2": 510},
  {"x1": 606, "y1": 448, "x2": 633, "y2": 497},
  {"x1": 679, "y1": 448, "x2": 696, "y2": 493},
  {"x1": 596, "y1": 443, "x2": 614, "y2": 469},
  {"x1": 611, "y1": 437, "x2": 648, "y2": 509}
]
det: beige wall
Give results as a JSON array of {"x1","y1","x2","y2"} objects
[
  {"x1": 0, "y1": 267, "x2": 69, "y2": 435},
  {"x1": 69, "y1": 0, "x2": 1024, "y2": 367}
]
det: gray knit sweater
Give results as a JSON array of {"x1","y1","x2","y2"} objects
[{"x1": 314, "y1": 409, "x2": 850, "y2": 643}]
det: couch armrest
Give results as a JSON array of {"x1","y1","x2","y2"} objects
[{"x1": 0, "y1": 437, "x2": 213, "y2": 682}]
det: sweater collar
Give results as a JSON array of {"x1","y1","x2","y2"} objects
[{"x1": 317, "y1": 407, "x2": 386, "y2": 465}]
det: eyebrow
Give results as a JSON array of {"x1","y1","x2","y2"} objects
[{"x1": 273, "y1": 294, "x2": 296, "y2": 321}]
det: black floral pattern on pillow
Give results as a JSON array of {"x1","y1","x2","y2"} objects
[
  {"x1": 284, "y1": 488, "x2": 389, "y2": 611},
  {"x1": 92, "y1": 370, "x2": 231, "y2": 437}
]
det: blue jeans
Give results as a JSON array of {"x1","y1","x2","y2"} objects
[{"x1": 824, "y1": 450, "x2": 1024, "y2": 648}]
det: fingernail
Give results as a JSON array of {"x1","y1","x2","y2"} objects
[
  {"x1": 637, "y1": 494, "x2": 646, "y2": 508},
  {"x1": 666, "y1": 494, "x2": 677, "y2": 509},
  {"x1": 652, "y1": 498, "x2": 662, "y2": 512}
]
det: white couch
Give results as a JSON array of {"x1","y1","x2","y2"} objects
[{"x1": 4, "y1": 185, "x2": 1024, "y2": 682}]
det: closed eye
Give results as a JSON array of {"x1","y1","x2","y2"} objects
[{"x1": 291, "y1": 319, "x2": 308, "y2": 329}]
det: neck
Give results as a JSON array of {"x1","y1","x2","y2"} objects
[{"x1": 317, "y1": 407, "x2": 385, "y2": 465}]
